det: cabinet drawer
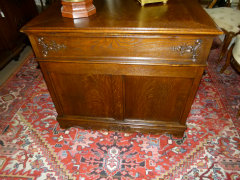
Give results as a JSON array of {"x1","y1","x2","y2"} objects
[{"x1": 31, "y1": 34, "x2": 212, "y2": 65}]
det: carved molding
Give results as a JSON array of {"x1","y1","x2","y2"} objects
[
  {"x1": 172, "y1": 39, "x2": 202, "y2": 62},
  {"x1": 38, "y1": 37, "x2": 66, "y2": 57}
]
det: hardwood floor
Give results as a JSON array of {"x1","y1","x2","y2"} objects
[{"x1": 0, "y1": 46, "x2": 32, "y2": 86}]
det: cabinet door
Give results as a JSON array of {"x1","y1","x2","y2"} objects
[
  {"x1": 124, "y1": 76, "x2": 193, "y2": 122},
  {"x1": 40, "y1": 62, "x2": 124, "y2": 121},
  {"x1": 50, "y1": 73, "x2": 123, "y2": 119}
]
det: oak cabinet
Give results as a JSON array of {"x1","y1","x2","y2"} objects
[{"x1": 22, "y1": 0, "x2": 221, "y2": 137}]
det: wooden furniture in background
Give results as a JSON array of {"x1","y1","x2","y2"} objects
[
  {"x1": 232, "y1": 36, "x2": 240, "y2": 118},
  {"x1": 0, "y1": 0, "x2": 38, "y2": 70},
  {"x1": 205, "y1": 0, "x2": 240, "y2": 72},
  {"x1": 208, "y1": 0, "x2": 231, "y2": 8},
  {"x1": 22, "y1": 0, "x2": 221, "y2": 137},
  {"x1": 231, "y1": 35, "x2": 240, "y2": 73},
  {"x1": 223, "y1": 34, "x2": 240, "y2": 117}
]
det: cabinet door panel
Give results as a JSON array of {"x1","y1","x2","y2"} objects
[
  {"x1": 49, "y1": 73, "x2": 117, "y2": 118},
  {"x1": 124, "y1": 76, "x2": 193, "y2": 122}
]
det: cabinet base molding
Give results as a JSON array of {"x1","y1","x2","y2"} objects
[{"x1": 57, "y1": 115, "x2": 187, "y2": 137}]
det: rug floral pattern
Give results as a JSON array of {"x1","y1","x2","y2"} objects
[{"x1": 0, "y1": 47, "x2": 240, "y2": 179}]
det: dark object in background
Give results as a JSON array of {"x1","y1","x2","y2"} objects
[
  {"x1": 214, "y1": 0, "x2": 229, "y2": 7},
  {"x1": 0, "y1": 0, "x2": 38, "y2": 70}
]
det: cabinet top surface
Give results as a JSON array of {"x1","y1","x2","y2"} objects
[{"x1": 22, "y1": 0, "x2": 222, "y2": 35}]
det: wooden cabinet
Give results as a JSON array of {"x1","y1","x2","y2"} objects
[
  {"x1": 22, "y1": 0, "x2": 221, "y2": 137},
  {"x1": 0, "y1": 0, "x2": 38, "y2": 69}
]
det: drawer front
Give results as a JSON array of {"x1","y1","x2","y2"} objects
[{"x1": 30, "y1": 34, "x2": 213, "y2": 65}]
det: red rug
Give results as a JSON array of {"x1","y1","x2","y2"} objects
[{"x1": 0, "y1": 45, "x2": 240, "y2": 179}]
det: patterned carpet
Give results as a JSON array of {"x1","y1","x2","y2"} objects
[{"x1": 0, "y1": 44, "x2": 240, "y2": 179}]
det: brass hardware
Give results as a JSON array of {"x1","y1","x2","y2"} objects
[
  {"x1": 137, "y1": 0, "x2": 168, "y2": 6},
  {"x1": 38, "y1": 37, "x2": 66, "y2": 57},
  {"x1": 173, "y1": 39, "x2": 202, "y2": 62}
]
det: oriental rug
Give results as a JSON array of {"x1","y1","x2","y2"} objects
[{"x1": 0, "y1": 44, "x2": 240, "y2": 180}]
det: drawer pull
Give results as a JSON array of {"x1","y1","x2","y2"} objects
[
  {"x1": 38, "y1": 37, "x2": 66, "y2": 57},
  {"x1": 173, "y1": 39, "x2": 202, "y2": 62}
]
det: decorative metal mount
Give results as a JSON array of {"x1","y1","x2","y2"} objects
[
  {"x1": 172, "y1": 39, "x2": 202, "y2": 62},
  {"x1": 38, "y1": 37, "x2": 66, "y2": 57}
]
